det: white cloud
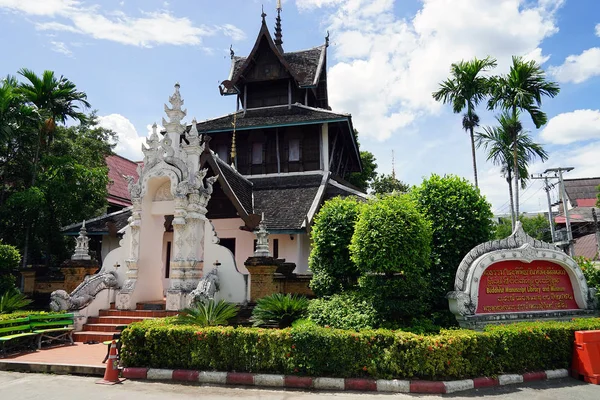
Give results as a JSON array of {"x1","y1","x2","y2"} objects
[
  {"x1": 0, "y1": 0, "x2": 78, "y2": 16},
  {"x1": 549, "y1": 47, "x2": 600, "y2": 83},
  {"x1": 1, "y1": 1, "x2": 245, "y2": 48},
  {"x1": 219, "y1": 24, "x2": 247, "y2": 41},
  {"x1": 596, "y1": 23, "x2": 600, "y2": 37},
  {"x1": 50, "y1": 41, "x2": 73, "y2": 57},
  {"x1": 541, "y1": 109, "x2": 600, "y2": 144},
  {"x1": 297, "y1": 0, "x2": 562, "y2": 141},
  {"x1": 36, "y1": 21, "x2": 82, "y2": 34},
  {"x1": 97, "y1": 114, "x2": 146, "y2": 161}
]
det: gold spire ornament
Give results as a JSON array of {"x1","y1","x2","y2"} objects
[{"x1": 230, "y1": 112, "x2": 237, "y2": 170}]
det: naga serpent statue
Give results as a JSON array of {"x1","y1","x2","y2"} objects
[
  {"x1": 189, "y1": 269, "x2": 220, "y2": 306},
  {"x1": 50, "y1": 271, "x2": 119, "y2": 312}
]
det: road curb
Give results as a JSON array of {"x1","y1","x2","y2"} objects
[
  {"x1": 121, "y1": 367, "x2": 569, "y2": 394},
  {"x1": 0, "y1": 360, "x2": 105, "y2": 376}
]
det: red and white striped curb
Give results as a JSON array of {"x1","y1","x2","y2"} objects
[{"x1": 121, "y1": 367, "x2": 569, "y2": 394}]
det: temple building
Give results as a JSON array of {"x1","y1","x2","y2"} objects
[{"x1": 63, "y1": 5, "x2": 364, "y2": 283}]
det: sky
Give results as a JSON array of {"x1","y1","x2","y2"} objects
[{"x1": 1, "y1": 0, "x2": 599, "y2": 216}]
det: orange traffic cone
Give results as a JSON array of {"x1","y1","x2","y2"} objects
[{"x1": 97, "y1": 340, "x2": 125, "y2": 385}]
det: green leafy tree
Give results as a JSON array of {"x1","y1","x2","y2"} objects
[
  {"x1": 251, "y1": 293, "x2": 309, "y2": 328},
  {"x1": 433, "y1": 56, "x2": 497, "y2": 188},
  {"x1": 346, "y1": 150, "x2": 377, "y2": 192},
  {"x1": 16, "y1": 69, "x2": 91, "y2": 266},
  {"x1": 0, "y1": 115, "x2": 113, "y2": 266},
  {"x1": 0, "y1": 242, "x2": 20, "y2": 294},
  {"x1": 309, "y1": 197, "x2": 362, "y2": 297},
  {"x1": 175, "y1": 299, "x2": 239, "y2": 327},
  {"x1": 412, "y1": 174, "x2": 494, "y2": 309},
  {"x1": 476, "y1": 111, "x2": 548, "y2": 226},
  {"x1": 350, "y1": 194, "x2": 432, "y2": 323},
  {"x1": 370, "y1": 173, "x2": 409, "y2": 194},
  {"x1": 488, "y1": 56, "x2": 559, "y2": 223},
  {"x1": 346, "y1": 129, "x2": 378, "y2": 192},
  {"x1": 494, "y1": 214, "x2": 552, "y2": 242}
]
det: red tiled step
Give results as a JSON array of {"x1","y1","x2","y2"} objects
[
  {"x1": 86, "y1": 316, "x2": 153, "y2": 325},
  {"x1": 74, "y1": 331, "x2": 119, "y2": 343},
  {"x1": 84, "y1": 323, "x2": 124, "y2": 333},
  {"x1": 99, "y1": 309, "x2": 178, "y2": 318}
]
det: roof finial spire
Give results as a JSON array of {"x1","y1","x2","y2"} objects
[
  {"x1": 325, "y1": 30, "x2": 330, "y2": 47},
  {"x1": 229, "y1": 44, "x2": 235, "y2": 59},
  {"x1": 391, "y1": 149, "x2": 396, "y2": 180},
  {"x1": 261, "y1": 5, "x2": 266, "y2": 23},
  {"x1": 274, "y1": 0, "x2": 283, "y2": 52}
]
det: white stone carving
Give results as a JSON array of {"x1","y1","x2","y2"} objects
[
  {"x1": 71, "y1": 221, "x2": 91, "y2": 261},
  {"x1": 448, "y1": 222, "x2": 598, "y2": 328},
  {"x1": 154, "y1": 181, "x2": 174, "y2": 201},
  {"x1": 50, "y1": 271, "x2": 119, "y2": 311},
  {"x1": 254, "y1": 214, "x2": 271, "y2": 257}
]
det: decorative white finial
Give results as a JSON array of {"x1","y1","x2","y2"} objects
[
  {"x1": 162, "y1": 82, "x2": 187, "y2": 136},
  {"x1": 72, "y1": 221, "x2": 91, "y2": 261},
  {"x1": 254, "y1": 214, "x2": 271, "y2": 257}
]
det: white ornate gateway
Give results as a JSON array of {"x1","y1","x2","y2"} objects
[
  {"x1": 52, "y1": 84, "x2": 248, "y2": 315},
  {"x1": 116, "y1": 83, "x2": 222, "y2": 311}
]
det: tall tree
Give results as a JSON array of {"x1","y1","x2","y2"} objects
[
  {"x1": 346, "y1": 151, "x2": 377, "y2": 192},
  {"x1": 488, "y1": 57, "x2": 559, "y2": 225},
  {"x1": 17, "y1": 69, "x2": 91, "y2": 186},
  {"x1": 16, "y1": 69, "x2": 91, "y2": 266},
  {"x1": 371, "y1": 173, "x2": 409, "y2": 194},
  {"x1": 476, "y1": 111, "x2": 548, "y2": 226},
  {"x1": 433, "y1": 57, "x2": 497, "y2": 188}
]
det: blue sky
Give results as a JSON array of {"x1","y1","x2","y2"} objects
[{"x1": 1, "y1": 0, "x2": 599, "y2": 215}]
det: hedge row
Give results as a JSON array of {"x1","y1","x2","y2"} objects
[
  {"x1": 0, "y1": 310, "x2": 64, "y2": 321},
  {"x1": 120, "y1": 317, "x2": 600, "y2": 380}
]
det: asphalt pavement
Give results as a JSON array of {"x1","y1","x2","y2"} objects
[{"x1": 1, "y1": 371, "x2": 599, "y2": 399}]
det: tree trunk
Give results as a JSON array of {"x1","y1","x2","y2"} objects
[
  {"x1": 513, "y1": 129, "x2": 519, "y2": 225},
  {"x1": 469, "y1": 126, "x2": 478, "y2": 188},
  {"x1": 512, "y1": 106, "x2": 519, "y2": 226},
  {"x1": 507, "y1": 171, "x2": 515, "y2": 230}
]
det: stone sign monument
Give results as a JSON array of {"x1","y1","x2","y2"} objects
[{"x1": 448, "y1": 222, "x2": 598, "y2": 329}]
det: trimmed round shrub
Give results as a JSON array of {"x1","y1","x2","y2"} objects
[
  {"x1": 307, "y1": 292, "x2": 379, "y2": 330},
  {"x1": 309, "y1": 196, "x2": 362, "y2": 297},
  {"x1": 350, "y1": 194, "x2": 431, "y2": 275},
  {"x1": 411, "y1": 174, "x2": 494, "y2": 309},
  {"x1": 350, "y1": 194, "x2": 432, "y2": 323}
]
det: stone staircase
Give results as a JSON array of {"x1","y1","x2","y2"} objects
[{"x1": 74, "y1": 301, "x2": 178, "y2": 343}]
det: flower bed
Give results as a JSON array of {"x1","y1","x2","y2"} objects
[{"x1": 120, "y1": 317, "x2": 600, "y2": 380}]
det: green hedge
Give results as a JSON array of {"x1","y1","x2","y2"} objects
[
  {"x1": 0, "y1": 310, "x2": 64, "y2": 321},
  {"x1": 120, "y1": 317, "x2": 600, "y2": 380}
]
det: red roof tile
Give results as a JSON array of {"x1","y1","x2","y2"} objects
[
  {"x1": 106, "y1": 154, "x2": 139, "y2": 206},
  {"x1": 574, "y1": 233, "x2": 599, "y2": 260}
]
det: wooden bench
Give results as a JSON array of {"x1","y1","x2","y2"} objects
[
  {"x1": 28, "y1": 313, "x2": 75, "y2": 349},
  {"x1": 0, "y1": 317, "x2": 38, "y2": 357}
]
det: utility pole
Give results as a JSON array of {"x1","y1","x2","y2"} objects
[
  {"x1": 593, "y1": 208, "x2": 600, "y2": 258},
  {"x1": 531, "y1": 174, "x2": 557, "y2": 243},
  {"x1": 545, "y1": 167, "x2": 574, "y2": 256}
]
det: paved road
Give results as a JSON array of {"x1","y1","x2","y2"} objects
[{"x1": 0, "y1": 371, "x2": 599, "y2": 399}]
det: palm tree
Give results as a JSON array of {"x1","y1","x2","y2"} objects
[
  {"x1": 0, "y1": 76, "x2": 37, "y2": 207},
  {"x1": 433, "y1": 56, "x2": 497, "y2": 188},
  {"x1": 17, "y1": 69, "x2": 90, "y2": 186},
  {"x1": 476, "y1": 111, "x2": 549, "y2": 227},
  {"x1": 488, "y1": 57, "x2": 559, "y2": 222},
  {"x1": 16, "y1": 69, "x2": 90, "y2": 268}
]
